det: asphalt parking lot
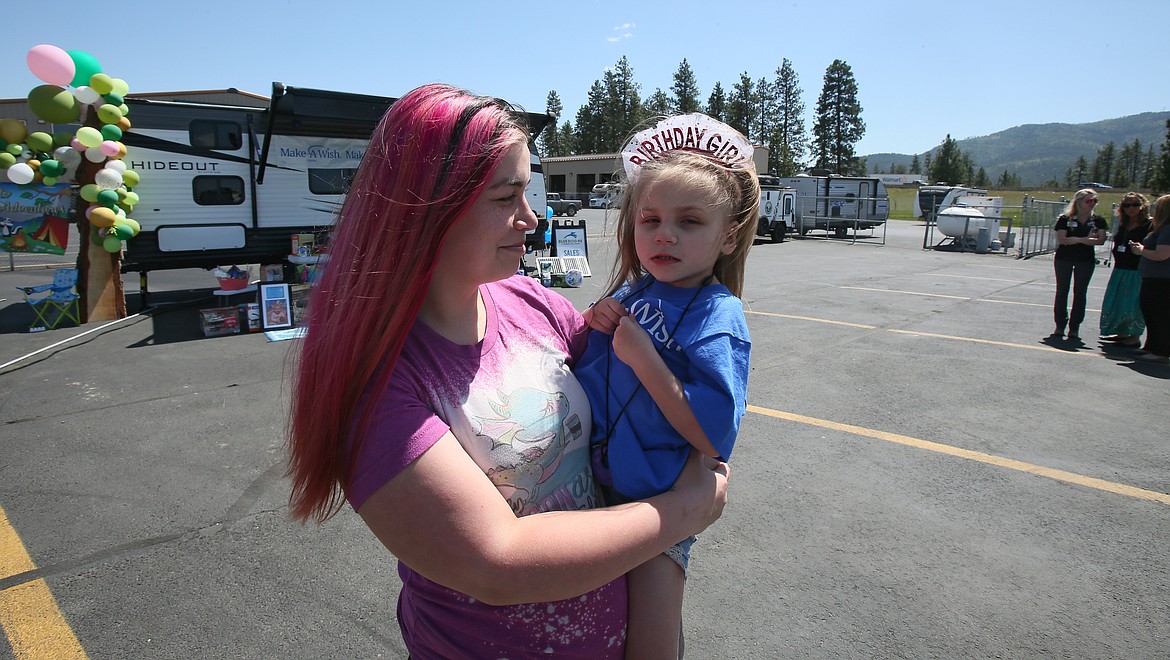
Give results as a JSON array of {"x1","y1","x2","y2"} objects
[{"x1": 1, "y1": 210, "x2": 1167, "y2": 658}]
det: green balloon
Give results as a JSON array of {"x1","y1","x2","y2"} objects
[
  {"x1": 67, "y1": 50, "x2": 103, "y2": 88},
  {"x1": 5, "y1": 143, "x2": 22, "y2": 156},
  {"x1": 96, "y1": 104, "x2": 123, "y2": 124},
  {"x1": 27, "y1": 132, "x2": 54, "y2": 153},
  {"x1": 97, "y1": 189, "x2": 120, "y2": 207},
  {"x1": 103, "y1": 92, "x2": 124, "y2": 106},
  {"x1": 100, "y1": 124, "x2": 123, "y2": 141},
  {"x1": 102, "y1": 235, "x2": 123, "y2": 253},
  {"x1": 39, "y1": 159, "x2": 61, "y2": 177},
  {"x1": 80, "y1": 184, "x2": 101, "y2": 202},
  {"x1": 0, "y1": 152, "x2": 15, "y2": 168},
  {"x1": 121, "y1": 169, "x2": 140, "y2": 187},
  {"x1": 28, "y1": 85, "x2": 81, "y2": 124},
  {"x1": 52, "y1": 130, "x2": 74, "y2": 147},
  {"x1": 113, "y1": 223, "x2": 135, "y2": 240}
]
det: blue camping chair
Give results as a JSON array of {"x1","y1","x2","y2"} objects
[{"x1": 17, "y1": 268, "x2": 81, "y2": 332}]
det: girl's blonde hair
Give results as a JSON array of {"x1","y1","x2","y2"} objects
[{"x1": 605, "y1": 150, "x2": 760, "y2": 298}]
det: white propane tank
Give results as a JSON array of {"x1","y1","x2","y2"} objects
[{"x1": 937, "y1": 207, "x2": 991, "y2": 238}]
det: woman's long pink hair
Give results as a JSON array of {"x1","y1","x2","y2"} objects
[{"x1": 287, "y1": 84, "x2": 529, "y2": 523}]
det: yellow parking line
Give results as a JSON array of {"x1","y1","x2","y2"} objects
[
  {"x1": 839, "y1": 285, "x2": 1101, "y2": 312},
  {"x1": 747, "y1": 405, "x2": 1170, "y2": 506},
  {"x1": 0, "y1": 505, "x2": 87, "y2": 659},
  {"x1": 745, "y1": 310, "x2": 1104, "y2": 356},
  {"x1": 744, "y1": 310, "x2": 875, "y2": 329}
]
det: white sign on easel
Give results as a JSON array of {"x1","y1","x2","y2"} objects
[{"x1": 552, "y1": 219, "x2": 588, "y2": 259}]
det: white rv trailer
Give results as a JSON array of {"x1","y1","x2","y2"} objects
[
  {"x1": 770, "y1": 174, "x2": 889, "y2": 237},
  {"x1": 756, "y1": 175, "x2": 797, "y2": 243},
  {"x1": 119, "y1": 84, "x2": 552, "y2": 276}
]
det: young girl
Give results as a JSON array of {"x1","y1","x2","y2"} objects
[{"x1": 576, "y1": 114, "x2": 759, "y2": 658}]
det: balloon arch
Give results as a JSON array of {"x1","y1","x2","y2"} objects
[{"x1": 2, "y1": 44, "x2": 142, "y2": 253}]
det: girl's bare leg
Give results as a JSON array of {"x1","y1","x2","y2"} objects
[{"x1": 625, "y1": 553, "x2": 685, "y2": 659}]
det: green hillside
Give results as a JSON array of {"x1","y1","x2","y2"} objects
[{"x1": 866, "y1": 112, "x2": 1169, "y2": 186}]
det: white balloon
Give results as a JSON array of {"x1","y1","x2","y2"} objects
[
  {"x1": 85, "y1": 146, "x2": 107, "y2": 163},
  {"x1": 7, "y1": 162, "x2": 35, "y2": 184},
  {"x1": 104, "y1": 159, "x2": 127, "y2": 173},
  {"x1": 74, "y1": 86, "x2": 101, "y2": 105},
  {"x1": 94, "y1": 168, "x2": 124, "y2": 190},
  {"x1": 53, "y1": 146, "x2": 82, "y2": 167}
]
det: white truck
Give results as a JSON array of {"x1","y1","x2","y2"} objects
[{"x1": 118, "y1": 83, "x2": 552, "y2": 278}]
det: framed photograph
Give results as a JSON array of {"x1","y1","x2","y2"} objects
[
  {"x1": 261, "y1": 263, "x2": 284, "y2": 283},
  {"x1": 259, "y1": 282, "x2": 292, "y2": 330}
]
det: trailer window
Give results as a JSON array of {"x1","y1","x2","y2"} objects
[
  {"x1": 193, "y1": 176, "x2": 245, "y2": 205},
  {"x1": 189, "y1": 121, "x2": 243, "y2": 150},
  {"x1": 308, "y1": 168, "x2": 357, "y2": 195}
]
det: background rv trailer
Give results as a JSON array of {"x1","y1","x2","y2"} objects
[
  {"x1": 119, "y1": 84, "x2": 552, "y2": 276},
  {"x1": 768, "y1": 174, "x2": 889, "y2": 237},
  {"x1": 756, "y1": 178, "x2": 796, "y2": 243}
]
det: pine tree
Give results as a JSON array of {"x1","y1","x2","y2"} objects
[
  {"x1": 928, "y1": 135, "x2": 965, "y2": 185},
  {"x1": 574, "y1": 80, "x2": 607, "y2": 154},
  {"x1": 536, "y1": 90, "x2": 564, "y2": 158},
  {"x1": 556, "y1": 120, "x2": 576, "y2": 156},
  {"x1": 910, "y1": 154, "x2": 921, "y2": 175},
  {"x1": 727, "y1": 73, "x2": 755, "y2": 139},
  {"x1": 1091, "y1": 142, "x2": 1116, "y2": 185},
  {"x1": 602, "y1": 56, "x2": 643, "y2": 152},
  {"x1": 974, "y1": 167, "x2": 989, "y2": 187},
  {"x1": 753, "y1": 76, "x2": 776, "y2": 147},
  {"x1": 771, "y1": 59, "x2": 807, "y2": 176},
  {"x1": 643, "y1": 88, "x2": 671, "y2": 117},
  {"x1": 705, "y1": 82, "x2": 727, "y2": 121},
  {"x1": 811, "y1": 59, "x2": 865, "y2": 175},
  {"x1": 1151, "y1": 119, "x2": 1170, "y2": 194},
  {"x1": 670, "y1": 59, "x2": 701, "y2": 114}
]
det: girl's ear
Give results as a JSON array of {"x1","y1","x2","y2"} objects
[{"x1": 721, "y1": 223, "x2": 739, "y2": 255}]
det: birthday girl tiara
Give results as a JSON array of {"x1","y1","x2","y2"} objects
[{"x1": 621, "y1": 113, "x2": 754, "y2": 179}]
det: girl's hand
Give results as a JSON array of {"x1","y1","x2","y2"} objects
[
  {"x1": 587, "y1": 298, "x2": 627, "y2": 334},
  {"x1": 612, "y1": 315, "x2": 654, "y2": 366}
]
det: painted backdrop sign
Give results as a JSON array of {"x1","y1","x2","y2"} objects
[{"x1": 0, "y1": 183, "x2": 73, "y2": 255}]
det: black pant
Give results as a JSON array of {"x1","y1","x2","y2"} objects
[
  {"x1": 1054, "y1": 259, "x2": 1095, "y2": 332},
  {"x1": 1139, "y1": 277, "x2": 1170, "y2": 356}
]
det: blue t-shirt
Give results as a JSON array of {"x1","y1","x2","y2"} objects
[{"x1": 576, "y1": 276, "x2": 751, "y2": 500}]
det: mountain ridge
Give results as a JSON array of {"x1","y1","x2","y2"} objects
[{"x1": 864, "y1": 111, "x2": 1170, "y2": 186}]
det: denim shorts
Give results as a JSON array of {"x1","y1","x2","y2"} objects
[{"x1": 597, "y1": 481, "x2": 696, "y2": 575}]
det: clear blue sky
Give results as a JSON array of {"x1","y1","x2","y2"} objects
[{"x1": 3, "y1": 0, "x2": 1165, "y2": 156}]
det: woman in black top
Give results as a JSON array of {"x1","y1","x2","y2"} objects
[
  {"x1": 1052, "y1": 188, "x2": 1108, "y2": 340},
  {"x1": 1129, "y1": 194, "x2": 1170, "y2": 364},
  {"x1": 1099, "y1": 192, "x2": 1151, "y2": 346}
]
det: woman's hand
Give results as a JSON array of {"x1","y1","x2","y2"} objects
[{"x1": 669, "y1": 449, "x2": 730, "y2": 535}]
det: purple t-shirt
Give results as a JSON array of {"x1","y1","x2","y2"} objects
[{"x1": 346, "y1": 275, "x2": 626, "y2": 658}]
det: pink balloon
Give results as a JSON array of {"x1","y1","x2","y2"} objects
[
  {"x1": 71, "y1": 138, "x2": 86, "y2": 152},
  {"x1": 27, "y1": 45, "x2": 76, "y2": 87},
  {"x1": 100, "y1": 140, "x2": 120, "y2": 157}
]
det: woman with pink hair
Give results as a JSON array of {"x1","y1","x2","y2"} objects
[{"x1": 286, "y1": 84, "x2": 729, "y2": 657}]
